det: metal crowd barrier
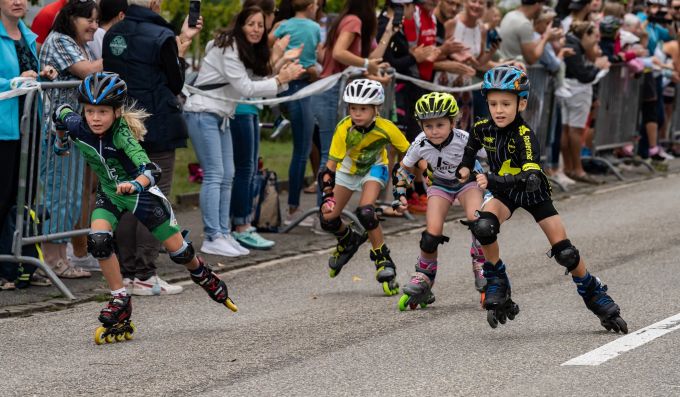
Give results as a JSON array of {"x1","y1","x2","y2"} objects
[{"x1": 0, "y1": 81, "x2": 89, "y2": 300}]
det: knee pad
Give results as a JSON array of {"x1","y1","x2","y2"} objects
[
  {"x1": 169, "y1": 240, "x2": 195, "y2": 265},
  {"x1": 87, "y1": 231, "x2": 114, "y2": 259},
  {"x1": 549, "y1": 239, "x2": 580, "y2": 272},
  {"x1": 319, "y1": 212, "x2": 342, "y2": 233},
  {"x1": 356, "y1": 205, "x2": 379, "y2": 231},
  {"x1": 462, "y1": 211, "x2": 500, "y2": 245},
  {"x1": 419, "y1": 231, "x2": 450, "y2": 254}
]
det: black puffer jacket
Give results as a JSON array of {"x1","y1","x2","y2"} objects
[{"x1": 563, "y1": 33, "x2": 600, "y2": 84}]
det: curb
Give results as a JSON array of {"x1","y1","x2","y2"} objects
[{"x1": 2, "y1": 167, "x2": 678, "y2": 319}]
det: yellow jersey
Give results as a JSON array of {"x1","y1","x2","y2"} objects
[{"x1": 328, "y1": 116, "x2": 410, "y2": 176}]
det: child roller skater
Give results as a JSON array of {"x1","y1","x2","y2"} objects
[
  {"x1": 392, "y1": 92, "x2": 488, "y2": 310},
  {"x1": 53, "y1": 73, "x2": 237, "y2": 345},
  {"x1": 456, "y1": 66, "x2": 628, "y2": 333},
  {"x1": 319, "y1": 79, "x2": 410, "y2": 296}
]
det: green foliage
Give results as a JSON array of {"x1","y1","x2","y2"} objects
[{"x1": 162, "y1": 0, "x2": 242, "y2": 52}]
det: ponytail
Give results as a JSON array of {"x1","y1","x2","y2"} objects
[{"x1": 120, "y1": 103, "x2": 149, "y2": 141}]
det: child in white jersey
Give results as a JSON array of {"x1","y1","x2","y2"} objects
[{"x1": 392, "y1": 92, "x2": 488, "y2": 310}]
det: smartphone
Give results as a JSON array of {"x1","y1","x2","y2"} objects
[
  {"x1": 189, "y1": 0, "x2": 201, "y2": 28},
  {"x1": 392, "y1": 5, "x2": 404, "y2": 29},
  {"x1": 486, "y1": 29, "x2": 501, "y2": 49},
  {"x1": 552, "y1": 17, "x2": 561, "y2": 29}
]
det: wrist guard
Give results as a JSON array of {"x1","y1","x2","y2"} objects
[{"x1": 317, "y1": 167, "x2": 335, "y2": 200}]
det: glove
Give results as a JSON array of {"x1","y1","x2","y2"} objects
[
  {"x1": 52, "y1": 104, "x2": 74, "y2": 131},
  {"x1": 120, "y1": 180, "x2": 144, "y2": 195}
]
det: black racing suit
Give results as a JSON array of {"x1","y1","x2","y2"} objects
[{"x1": 459, "y1": 116, "x2": 556, "y2": 221}]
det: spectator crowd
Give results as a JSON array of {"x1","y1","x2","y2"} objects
[{"x1": 0, "y1": 0, "x2": 678, "y2": 293}]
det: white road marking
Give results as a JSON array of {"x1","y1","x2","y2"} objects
[{"x1": 562, "y1": 313, "x2": 680, "y2": 366}]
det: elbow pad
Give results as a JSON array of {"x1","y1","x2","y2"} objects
[{"x1": 139, "y1": 162, "x2": 162, "y2": 188}]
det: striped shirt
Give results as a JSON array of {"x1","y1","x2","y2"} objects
[{"x1": 461, "y1": 116, "x2": 552, "y2": 207}]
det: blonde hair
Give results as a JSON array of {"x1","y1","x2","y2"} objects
[{"x1": 120, "y1": 104, "x2": 149, "y2": 141}]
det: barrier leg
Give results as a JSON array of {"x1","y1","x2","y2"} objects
[
  {"x1": 0, "y1": 255, "x2": 76, "y2": 300},
  {"x1": 279, "y1": 207, "x2": 363, "y2": 234}
]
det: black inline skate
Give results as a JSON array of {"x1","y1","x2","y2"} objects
[
  {"x1": 483, "y1": 261, "x2": 520, "y2": 328},
  {"x1": 576, "y1": 274, "x2": 628, "y2": 334},
  {"x1": 370, "y1": 244, "x2": 399, "y2": 296},
  {"x1": 191, "y1": 259, "x2": 238, "y2": 313},
  {"x1": 328, "y1": 222, "x2": 368, "y2": 278},
  {"x1": 95, "y1": 294, "x2": 135, "y2": 345}
]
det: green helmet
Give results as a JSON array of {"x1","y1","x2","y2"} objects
[{"x1": 414, "y1": 92, "x2": 460, "y2": 120}]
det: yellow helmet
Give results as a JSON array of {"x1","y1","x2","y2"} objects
[{"x1": 414, "y1": 92, "x2": 460, "y2": 120}]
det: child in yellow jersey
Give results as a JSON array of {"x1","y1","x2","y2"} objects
[{"x1": 318, "y1": 79, "x2": 410, "y2": 296}]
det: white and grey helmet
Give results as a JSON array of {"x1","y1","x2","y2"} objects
[{"x1": 343, "y1": 79, "x2": 385, "y2": 106}]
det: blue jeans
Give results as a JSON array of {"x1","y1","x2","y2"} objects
[
  {"x1": 184, "y1": 111, "x2": 233, "y2": 239},
  {"x1": 283, "y1": 79, "x2": 315, "y2": 208},
  {"x1": 312, "y1": 81, "x2": 340, "y2": 206},
  {"x1": 230, "y1": 113, "x2": 260, "y2": 226}
]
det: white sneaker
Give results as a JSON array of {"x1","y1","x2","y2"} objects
[
  {"x1": 132, "y1": 275, "x2": 184, "y2": 296},
  {"x1": 200, "y1": 235, "x2": 243, "y2": 257},
  {"x1": 553, "y1": 171, "x2": 576, "y2": 186},
  {"x1": 70, "y1": 254, "x2": 101, "y2": 272},
  {"x1": 310, "y1": 216, "x2": 327, "y2": 235},
  {"x1": 222, "y1": 233, "x2": 250, "y2": 255},
  {"x1": 284, "y1": 208, "x2": 314, "y2": 227},
  {"x1": 123, "y1": 277, "x2": 133, "y2": 295}
]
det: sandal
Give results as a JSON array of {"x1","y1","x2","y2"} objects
[
  {"x1": 30, "y1": 273, "x2": 53, "y2": 287},
  {"x1": 571, "y1": 172, "x2": 603, "y2": 185},
  {"x1": 53, "y1": 259, "x2": 92, "y2": 279},
  {"x1": 0, "y1": 278, "x2": 16, "y2": 290}
]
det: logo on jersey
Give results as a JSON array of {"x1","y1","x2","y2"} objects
[
  {"x1": 507, "y1": 138, "x2": 516, "y2": 153},
  {"x1": 519, "y1": 125, "x2": 530, "y2": 136}
]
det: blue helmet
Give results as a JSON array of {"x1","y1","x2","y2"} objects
[
  {"x1": 481, "y1": 66, "x2": 530, "y2": 98},
  {"x1": 78, "y1": 72, "x2": 127, "y2": 107}
]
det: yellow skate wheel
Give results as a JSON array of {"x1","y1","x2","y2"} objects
[
  {"x1": 382, "y1": 282, "x2": 394, "y2": 296},
  {"x1": 420, "y1": 302, "x2": 428, "y2": 309},
  {"x1": 329, "y1": 268, "x2": 338, "y2": 278},
  {"x1": 105, "y1": 334, "x2": 115, "y2": 343},
  {"x1": 124, "y1": 322, "x2": 136, "y2": 340},
  {"x1": 115, "y1": 333, "x2": 125, "y2": 342},
  {"x1": 398, "y1": 294, "x2": 409, "y2": 311},
  {"x1": 225, "y1": 298, "x2": 238, "y2": 312},
  {"x1": 94, "y1": 326, "x2": 107, "y2": 345}
]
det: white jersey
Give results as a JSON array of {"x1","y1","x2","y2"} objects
[{"x1": 403, "y1": 129, "x2": 483, "y2": 189}]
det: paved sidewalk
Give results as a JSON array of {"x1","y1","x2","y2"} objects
[{"x1": 1, "y1": 158, "x2": 677, "y2": 317}]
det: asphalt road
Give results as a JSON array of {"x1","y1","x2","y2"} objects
[{"x1": 1, "y1": 174, "x2": 679, "y2": 396}]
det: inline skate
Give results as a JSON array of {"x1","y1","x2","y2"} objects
[
  {"x1": 328, "y1": 222, "x2": 367, "y2": 278},
  {"x1": 190, "y1": 259, "x2": 238, "y2": 312},
  {"x1": 94, "y1": 294, "x2": 135, "y2": 345},
  {"x1": 398, "y1": 259, "x2": 437, "y2": 311},
  {"x1": 483, "y1": 261, "x2": 520, "y2": 328},
  {"x1": 575, "y1": 274, "x2": 628, "y2": 333},
  {"x1": 370, "y1": 244, "x2": 399, "y2": 296}
]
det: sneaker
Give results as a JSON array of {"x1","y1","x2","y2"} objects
[
  {"x1": 284, "y1": 208, "x2": 314, "y2": 227},
  {"x1": 132, "y1": 275, "x2": 184, "y2": 296},
  {"x1": 270, "y1": 115, "x2": 291, "y2": 139},
  {"x1": 553, "y1": 171, "x2": 576, "y2": 186},
  {"x1": 123, "y1": 277, "x2": 133, "y2": 295},
  {"x1": 222, "y1": 233, "x2": 250, "y2": 255},
  {"x1": 70, "y1": 254, "x2": 101, "y2": 272},
  {"x1": 233, "y1": 229, "x2": 275, "y2": 250},
  {"x1": 310, "y1": 216, "x2": 327, "y2": 235},
  {"x1": 200, "y1": 235, "x2": 244, "y2": 257},
  {"x1": 52, "y1": 259, "x2": 91, "y2": 279},
  {"x1": 406, "y1": 193, "x2": 427, "y2": 214}
]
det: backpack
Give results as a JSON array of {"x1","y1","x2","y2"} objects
[{"x1": 252, "y1": 169, "x2": 282, "y2": 233}]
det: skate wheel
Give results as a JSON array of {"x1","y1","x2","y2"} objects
[
  {"x1": 329, "y1": 268, "x2": 338, "y2": 278},
  {"x1": 419, "y1": 302, "x2": 427, "y2": 309},
  {"x1": 487, "y1": 310, "x2": 499, "y2": 329},
  {"x1": 124, "y1": 322, "x2": 136, "y2": 340},
  {"x1": 409, "y1": 303, "x2": 417, "y2": 310},
  {"x1": 115, "y1": 333, "x2": 125, "y2": 342},
  {"x1": 225, "y1": 298, "x2": 238, "y2": 313},
  {"x1": 498, "y1": 312, "x2": 507, "y2": 324},
  {"x1": 479, "y1": 292, "x2": 485, "y2": 310},
  {"x1": 382, "y1": 281, "x2": 399, "y2": 296},
  {"x1": 398, "y1": 294, "x2": 409, "y2": 311},
  {"x1": 105, "y1": 334, "x2": 115, "y2": 344},
  {"x1": 94, "y1": 326, "x2": 107, "y2": 345},
  {"x1": 616, "y1": 317, "x2": 628, "y2": 334}
]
